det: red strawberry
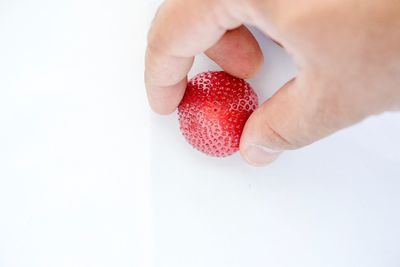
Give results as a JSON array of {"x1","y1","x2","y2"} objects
[{"x1": 178, "y1": 71, "x2": 259, "y2": 157}]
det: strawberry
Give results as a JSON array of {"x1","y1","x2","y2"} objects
[{"x1": 178, "y1": 71, "x2": 258, "y2": 157}]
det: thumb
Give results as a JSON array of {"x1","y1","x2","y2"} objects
[{"x1": 240, "y1": 77, "x2": 348, "y2": 166}]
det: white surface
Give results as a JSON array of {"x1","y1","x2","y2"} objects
[
  {"x1": 0, "y1": 1, "x2": 151, "y2": 267},
  {"x1": 148, "y1": 2, "x2": 400, "y2": 267}
]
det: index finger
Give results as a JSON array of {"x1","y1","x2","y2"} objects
[{"x1": 145, "y1": 0, "x2": 242, "y2": 114}]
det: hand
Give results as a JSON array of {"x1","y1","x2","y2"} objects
[{"x1": 145, "y1": 0, "x2": 400, "y2": 166}]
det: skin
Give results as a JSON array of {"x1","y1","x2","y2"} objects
[{"x1": 145, "y1": 0, "x2": 400, "y2": 166}]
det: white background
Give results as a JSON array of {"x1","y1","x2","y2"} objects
[
  {"x1": 1, "y1": 1, "x2": 151, "y2": 266},
  {"x1": 1, "y1": 0, "x2": 400, "y2": 267}
]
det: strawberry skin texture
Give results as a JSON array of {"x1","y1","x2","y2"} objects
[{"x1": 178, "y1": 71, "x2": 259, "y2": 157}]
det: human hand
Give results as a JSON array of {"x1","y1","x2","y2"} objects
[{"x1": 145, "y1": 0, "x2": 400, "y2": 166}]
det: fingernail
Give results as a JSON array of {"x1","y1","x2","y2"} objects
[{"x1": 243, "y1": 144, "x2": 282, "y2": 166}]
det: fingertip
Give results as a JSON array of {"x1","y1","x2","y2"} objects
[
  {"x1": 240, "y1": 144, "x2": 281, "y2": 166},
  {"x1": 239, "y1": 122, "x2": 282, "y2": 166},
  {"x1": 206, "y1": 25, "x2": 264, "y2": 79},
  {"x1": 240, "y1": 47, "x2": 264, "y2": 78},
  {"x1": 229, "y1": 44, "x2": 264, "y2": 79},
  {"x1": 146, "y1": 78, "x2": 187, "y2": 115}
]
